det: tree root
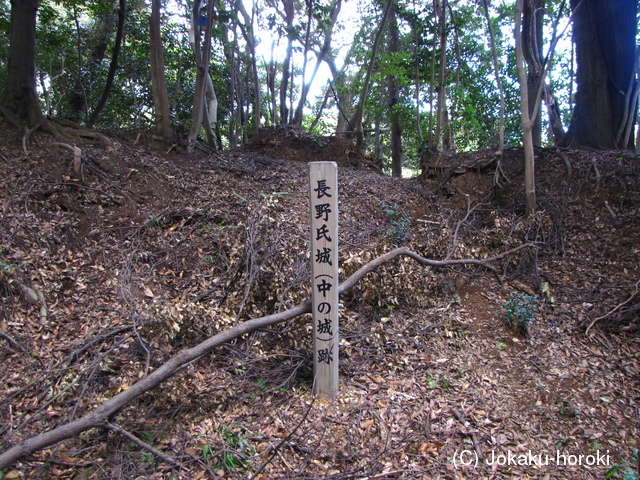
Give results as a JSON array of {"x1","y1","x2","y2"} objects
[
  {"x1": 17, "y1": 282, "x2": 48, "y2": 325},
  {"x1": 0, "y1": 243, "x2": 536, "y2": 471}
]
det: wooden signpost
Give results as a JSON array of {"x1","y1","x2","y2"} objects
[{"x1": 309, "y1": 162, "x2": 339, "y2": 399}]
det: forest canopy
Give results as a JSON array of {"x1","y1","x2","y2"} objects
[{"x1": 0, "y1": 0, "x2": 638, "y2": 170}]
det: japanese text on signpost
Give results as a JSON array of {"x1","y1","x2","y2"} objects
[{"x1": 309, "y1": 162, "x2": 339, "y2": 399}]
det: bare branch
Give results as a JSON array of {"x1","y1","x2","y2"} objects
[{"x1": 0, "y1": 243, "x2": 536, "y2": 470}]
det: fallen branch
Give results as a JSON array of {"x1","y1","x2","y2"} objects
[
  {"x1": 0, "y1": 244, "x2": 535, "y2": 470},
  {"x1": 585, "y1": 279, "x2": 640, "y2": 335}
]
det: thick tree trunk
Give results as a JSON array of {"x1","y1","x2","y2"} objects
[
  {"x1": 0, "y1": 0, "x2": 43, "y2": 127},
  {"x1": 149, "y1": 0, "x2": 172, "y2": 138},
  {"x1": 564, "y1": 0, "x2": 638, "y2": 149}
]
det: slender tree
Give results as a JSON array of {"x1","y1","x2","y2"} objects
[
  {"x1": 388, "y1": 0, "x2": 403, "y2": 177},
  {"x1": 522, "y1": 0, "x2": 544, "y2": 146},
  {"x1": 292, "y1": 0, "x2": 342, "y2": 127},
  {"x1": 149, "y1": 0, "x2": 172, "y2": 138},
  {"x1": 87, "y1": 0, "x2": 126, "y2": 128},
  {"x1": 481, "y1": 0, "x2": 505, "y2": 155},
  {"x1": 188, "y1": 0, "x2": 218, "y2": 150},
  {"x1": 434, "y1": 0, "x2": 447, "y2": 150},
  {"x1": 514, "y1": 0, "x2": 537, "y2": 215},
  {"x1": 236, "y1": 0, "x2": 261, "y2": 133},
  {"x1": 351, "y1": 0, "x2": 393, "y2": 153}
]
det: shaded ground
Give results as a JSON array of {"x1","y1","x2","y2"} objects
[{"x1": 0, "y1": 128, "x2": 638, "y2": 479}]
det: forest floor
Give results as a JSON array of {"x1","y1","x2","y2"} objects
[{"x1": 0, "y1": 126, "x2": 639, "y2": 480}]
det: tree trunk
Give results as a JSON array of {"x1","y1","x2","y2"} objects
[
  {"x1": 292, "y1": 0, "x2": 342, "y2": 127},
  {"x1": 564, "y1": 0, "x2": 638, "y2": 149},
  {"x1": 279, "y1": 0, "x2": 295, "y2": 125},
  {"x1": 236, "y1": 0, "x2": 260, "y2": 133},
  {"x1": 0, "y1": 0, "x2": 43, "y2": 127},
  {"x1": 434, "y1": 0, "x2": 447, "y2": 151},
  {"x1": 515, "y1": 0, "x2": 537, "y2": 215},
  {"x1": 427, "y1": 12, "x2": 436, "y2": 150},
  {"x1": 388, "y1": 0, "x2": 402, "y2": 177},
  {"x1": 482, "y1": 0, "x2": 505, "y2": 154},
  {"x1": 87, "y1": 0, "x2": 126, "y2": 128},
  {"x1": 188, "y1": 0, "x2": 217, "y2": 150},
  {"x1": 149, "y1": 0, "x2": 172, "y2": 138},
  {"x1": 351, "y1": 0, "x2": 393, "y2": 153},
  {"x1": 522, "y1": 0, "x2": 544, "y2": 146}
]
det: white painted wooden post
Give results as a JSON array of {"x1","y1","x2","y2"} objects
[{"x1": 309, "y1": 162, "x2": 339, "y2": 399}]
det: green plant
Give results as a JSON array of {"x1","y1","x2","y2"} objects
[
  {"x1": 606, "y1": 450, "x2": 639, "y2": 479},
  {"x1": 202, "y1": 442, "x2": 214, "y2": 463},
  {"x1": 217, "y1": 424, "x2": 256, "y2": 471},
  {"x1": 381, "y1": 201, "x2": 411, "y2": 246},
  {"x1": 439, "y1": 375, "x2": 451, "y2": 389},
  {"x1": 556, "y1": 397, "x2": 580, "y2": 416},
  {"x1": 497, "y1": 342, "x2": 507, "y2": 351},
  {"x1": 502, "y1": 292, "x2": 539, "y2": 336}
]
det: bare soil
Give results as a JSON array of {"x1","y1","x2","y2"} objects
[{"x1": 0, "y1": 127, "x2": 639, "y2": 479}]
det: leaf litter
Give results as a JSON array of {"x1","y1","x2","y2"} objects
[{"x1": 0, "y1": 130, "x2": 638, "y2": 479}]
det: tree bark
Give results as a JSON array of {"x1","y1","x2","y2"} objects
[
  {"x1": 87, "y1": 0, "x2": 126, "y2": 128},
  {"x1": 0, "y1": 0, "x2": 43, "y2": 127},
  {"x1": 292, "y1": 0, "x2": 342, "y2": 127},
  {"x1": 351, "y1": 0, "x2": 393, "y2": 153},
  {"x1": 522, "y1": 0, "x2": 544, "y2": 146},
  {"x1": 515, "y1": 0, "x2": 537, "y2": 215},
  {"x1": 149, "y1": 0, "x2": 172, "y2": 138},
  {"x1": 434, "y1": 0, "x2": 447, "y2": 151},
  {"x1": 482, "y1": 0, "x2": 505, "y2": 154},
  {"x1": 388, "y1": 0, "x2": 402, "y2": 177},
  {"x1": 564, "y1": 0, "x2": 638, "y2": 149}
]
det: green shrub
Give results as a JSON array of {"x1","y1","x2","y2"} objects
[{"x1": 502, "y1": 292, "x2": 538, "y2": 336}]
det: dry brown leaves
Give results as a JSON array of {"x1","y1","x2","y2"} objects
[{"x1": 0, "y1": 132, "x2": 638, "y2": 479}]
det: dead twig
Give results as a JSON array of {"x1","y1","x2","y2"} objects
[
  {"x1": 453, "y1": 408, "x2": 483, "y2": 462},
  {"x1": 104, "y1": 422, "x2": 178, "y2": 466},
  {"x1": 585, "y1": 279, "x2": 640, "y2": 335},
  {"x1": 0, "y1": 243, "x2": 536, "y2": 470},
  {"x1": 249, "y1": 394, "x2": 315, "y2": 479},
  {"x1": 0, "y1": 331, "x2": 31, "y2": 356},
  {"x1": 446, "y1": 195, "x2": 480, "y2": 260}
]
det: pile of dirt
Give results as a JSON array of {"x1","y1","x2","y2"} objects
[{"x1": 0, "y1": 128, "x2": 638, "y2": 479}]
